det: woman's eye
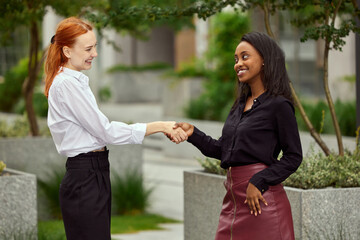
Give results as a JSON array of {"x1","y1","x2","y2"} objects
[
  {"x1": 242, "y1": 55, "x2": 249, "y2": 60},
  {"x1": 86, "y1": 49, "x2": 91, "y2": 52}
]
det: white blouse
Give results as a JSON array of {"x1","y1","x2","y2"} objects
[{"x1": 47, "y1": 67, "x2": 147, "y2": 157}]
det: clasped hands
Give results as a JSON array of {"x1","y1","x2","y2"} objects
[
  {"x1": 164, "y1": 122, "x2": 194, "y2": 144},
  {"x1": 165, "y1": 122, "x2": 266, "y2": 216}
]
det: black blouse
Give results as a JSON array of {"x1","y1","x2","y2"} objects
[{"x1": 187, "y1": 91, "x2": 302, "y2": 193}]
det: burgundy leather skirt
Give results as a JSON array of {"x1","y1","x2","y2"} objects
[{"x1": 215, "y1": 163, "x2": 295, "y2": 240}]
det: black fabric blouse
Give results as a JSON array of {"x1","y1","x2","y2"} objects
[{"x1": 187, "y1": 91, "x2": 302, "y2": 193}]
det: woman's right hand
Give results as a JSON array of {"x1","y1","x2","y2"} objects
[
  {"x1": 165, "y1": 122, "x2": 194, "y2": 143},
  {"x1": 163, "y1": 121, "x2": 188, "y2": 144},
  {"x1": 173, "y1": 122, "x2": 194, "y2": 137}
]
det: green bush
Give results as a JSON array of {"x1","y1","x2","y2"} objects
[
  {"x1": 14, "y1": 91, "x2": 49, "y2": 117},
  {"x1": 98, "y1": 86, "x2": 112, "y2": 102},
  {"x1": 111, "y1": 169, "x2": 153, "y2": 215},
  {"x1": 0, "y1": 115, "x2": 50, "y2": 137},
  {"x1": 0, "y1": 54, "x2": 46, "y2": 116},
  {"x1": 199, "y1": 147, "x2": 360, "y2": 189},
  {"x1": 295, "y1": 99, "x2": 356, "y2": 137},
  {"x1": 37, "y1": 167, "x2": 66, "y2": 220},
  {"x1": 284, "y1": 149, "x2": 360, "y2": 189},
  {"x1": 107, "y1": 62, "x2": 172, "y2": 73},
  {"x1": 0, "y1": 115, "x2": 30, "y2": 137},
  {"x1": 0, "y1": 160, "x2": 6, "y2": 175},
  {"x1": 0, "y1": 57, "x2": 28, "y2": 112},
  {"x1": 197, "y1": 157, "x2": 226, "y2": 176},
  {"x1": 165, "y1": 59, "x2": 207, "y2": 79},
  {"x1": 183, "y1": 12, "x2": 250, "y2": 121}
]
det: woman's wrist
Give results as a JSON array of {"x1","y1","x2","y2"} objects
[{"x1": 146, "y1": 121, "x2": 175, "y2": 136}]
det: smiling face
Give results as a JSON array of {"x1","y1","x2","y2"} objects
[
  {"x1": 234, "y1": 41, "x2": 264, "y2": 85},
  {"x1": 63, "y1": 30, "x2": 97, "y2": 71}
]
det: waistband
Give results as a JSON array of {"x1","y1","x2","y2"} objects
[
  {"x1": 66, "y1": 148, "x2": 109, "y2": 170},
  {"x1": 227, "y1": 163, "x2": 267, "y2": 182}
]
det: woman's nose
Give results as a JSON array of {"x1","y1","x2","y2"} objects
[{"x1": 92, "y1": 49, "x2": 98, "y2": 58}]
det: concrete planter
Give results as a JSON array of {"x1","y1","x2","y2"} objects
[
  {"x1": 109, "y1": 70, "x2": 166, "y2": 103},
  {"x1": 184, "y1": 170, "x2": 360, "y2": 240},
  {"x1": 0, "y1": 137, "x2": 144, "y2": 220},
  {"x1": 162, "y1": 77, "x2": 204, "y2": 118},
  {"x1": 0, "y1": 137, "x2": 144, "y2": 181},
  {"x1": 0, "y1": 168, "x2": 37, "y2": 239},
  {"x1": 184, "y1": 170, "x2": 226, "y2": 240},
  {"x1": 285, "y1": 186, "x2": 360, "y2": 240}
]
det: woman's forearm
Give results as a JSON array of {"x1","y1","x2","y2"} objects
[
  {"x1": 145, "y1": 121, "x2": 171, "y2": 136},
  {"x1": 145, "y1": 121, "x2": 188, "y2": 143}
]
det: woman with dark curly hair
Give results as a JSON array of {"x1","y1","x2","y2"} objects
[{"x1": 172, "y1": 32, "x2": 302, "y2": 240}]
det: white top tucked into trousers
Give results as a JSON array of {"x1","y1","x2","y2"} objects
[{"x1": 47, "y1": 67, "x2": 147, "y2": 157}]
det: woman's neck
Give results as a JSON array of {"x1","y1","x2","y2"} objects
[{"x1": 249, "y1": 82, "x2": 266, "y2": 99}]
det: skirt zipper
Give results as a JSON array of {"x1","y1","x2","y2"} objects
[{"x1": 229, "y1": 167, "x2": 237, "y2": 240}]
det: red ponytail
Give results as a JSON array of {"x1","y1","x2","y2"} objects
[{"x1": 44, "y1": 17, "x2": 93, "y2": 98}]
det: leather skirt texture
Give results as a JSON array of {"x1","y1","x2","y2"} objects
[{"x1": 215, "y1": 163, "x2": 295, "y2": 240}]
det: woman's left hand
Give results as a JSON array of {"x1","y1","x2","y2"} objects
[{"x1": 244, "y1": 183, "x2": 268, "y2": 216}]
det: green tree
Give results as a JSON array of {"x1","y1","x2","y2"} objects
[
  {"x1": 286, "y1": 0, "x2": 359, "y2": 156},
  {"x1": 0, "y1": 0, "x2": 236, "y2": 136},
  {"x1": 229, "y1": 0, "x2": 359, "y2": 156},
  {"x1": 0, "y1": 0, "x2": 105, "y2": 136}
]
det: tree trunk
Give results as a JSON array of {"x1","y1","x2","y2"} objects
[
  {"x1": 322, "y1": 0, "x2": 344, "y2": 156},
  {"x1": 23, "y1": 21, "x2": 40, "y2": 136},
  {"x1": 290, "y1": 83, "x2": 331, "y2": 155},
  {"x1": 262, "y1": 1, "x2": 331, "y2": 156},
  {"x1": 323, "y1": 39, "x2": 344, "y2": 156}
]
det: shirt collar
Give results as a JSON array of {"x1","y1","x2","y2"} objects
[
  {"x1": 62, "y1": 67, "x2": 89, "y2": 86},
  {"x1": 255, "y1": 91, "x2": 269, "y2": 104},
  {"x1": 239, "y1": 91, "x2": 269, "y2": 104}
]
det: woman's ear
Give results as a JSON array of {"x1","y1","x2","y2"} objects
[{"x1": 62, "y1": 46, "x2": 71, "y2": 59}]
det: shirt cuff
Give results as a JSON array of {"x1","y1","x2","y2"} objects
[
  {"x1": 249, "y1": 175, "x2": 269, "y2": 194},
  {"x1": 130, "y1": 123, "x2": 147, "y2": 144},
  {"x1": 187, "y1": 126, "x2": 202, "y2": 145}
]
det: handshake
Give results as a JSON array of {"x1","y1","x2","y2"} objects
[{"x1": 164, "y1": 122, "x2": 194, "y2": 144}]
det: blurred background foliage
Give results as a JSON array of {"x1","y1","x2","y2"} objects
[{"x1": 183, "y1": 11, "x2": 250, "y2": 121}]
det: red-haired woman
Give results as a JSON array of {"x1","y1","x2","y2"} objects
[{"x1": 44, "y1": 17, "x2": 187, "y2": 240}]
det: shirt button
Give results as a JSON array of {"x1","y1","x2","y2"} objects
[
  {"x1": 262, "y1": 189, "x2": 264, "y2": 192},
  {"x1": 254, "y1": 99, "x2": 257, "y2": 102}
]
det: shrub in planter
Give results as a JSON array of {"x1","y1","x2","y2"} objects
[
  {"x1": 0, "y1": 161, "x2": 5, "y2": 175},
  {"x1": 38, "y1": 167, "x2": 66, "y2": 220},
  {"x1": 284, "y1": 149, "x2": 360, "y2": 189},
  {"x1": 0, "y1": 114, "x2": 50, "y2": 138},
  {"x1": 111, "y1": 169, "x2": 153, "y2": 215}
]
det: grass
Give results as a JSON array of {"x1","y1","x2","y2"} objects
[
  {"x1": 110, "y1": 213, "x2": 179, "y2": 234},
  {"x1": 38, "y1": 220, "x2": 66, "y2": 240},
  {"x1": 37, "y1": 213, "x2": 180, "y2": 239}
]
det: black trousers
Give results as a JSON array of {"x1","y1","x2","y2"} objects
[{"x1": 59, "y1": 149, "x2": 111, "y2": 240}]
